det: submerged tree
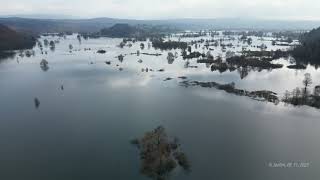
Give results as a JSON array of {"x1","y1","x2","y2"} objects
[
  {"x1": 283, "y1": 90, "x2": 291, "y2": 102},
  {"x1": 40, "y1": 59, "x2": 49, "y2": 72},
  {"x1": 140, "y1": 43, "x2": 145, "y2": 50},
  {"x1": 282, "y1": 73, "x2": 320, "y2": 109},
  {"x1": 49, "y1": 41, "x2": 55, "y2": 51},
  {"x1": 69, "y1": 44, "x2": 73, "y2": 52},
  {"x1": 118, "y1": 54, "x2": 124, "y2": 62},
  {"x1": 167, "y1": 52, "x2": 175, "y2": 64},
  {"x1": 314, "y1": 86, "x2": 320, "y2": 97},
  {"x1": 303, "y1": 73, "x2": 312, "y2": 98},
  {"x1": 43, "y1": 39, "x2": 49, "y2": 47},
  {"x1": 34, "y1": 98, "x2": 40, "y2": 109},
  {"x1": 131, "y1": 126, "x2": 190, "y2": 180},
  {"x1": 77, "y1": 34, "x2": 82, "y2": 44},
  {"x1": 187, "y1": 46, "x2": 192, "y2": 53},
  {"x1": 247, "y1": 37, "x2": 253, "y2": 45}
]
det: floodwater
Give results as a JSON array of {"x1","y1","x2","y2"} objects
[{"x1": 0, "y1": 33, "x2": 319, "y2": 180}]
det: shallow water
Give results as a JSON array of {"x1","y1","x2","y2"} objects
[{"x1": 0, "y1": 34, "x2": 319, "y2": 180}]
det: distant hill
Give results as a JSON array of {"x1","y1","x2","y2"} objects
[
  {"x1": 0, "y1": 14, "x2": 78, "y2": 20},
  {"x1": 0, "y1": 17, "x2": 140, "y2": 34},
  {"x1": 100, "y1": 24, "x2": 138, "y2": 37},
  {"x1": 292, "y1": 27, "x2": 320, "y2": 65},
  {"x1": 98, "y1": 23, "x2": 178, "y2": 38},
  {"x1": 0, "y1": 17, "x2": 320, "y2": 34},
  {"x1": 0, "y1": 24, "x2": 36, "y2": 51}
]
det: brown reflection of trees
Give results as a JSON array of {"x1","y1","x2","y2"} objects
[{"x1": 131, "y1": 126, "x2": 190, "y2": 180}]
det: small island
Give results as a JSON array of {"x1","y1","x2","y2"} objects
[{"x1": 131, "y1": 126, "x2": 190, "y2": 180}]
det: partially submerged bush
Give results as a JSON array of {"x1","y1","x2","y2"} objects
[{"x1": 131, "y1": 126, "x2": 190, "y2": 180}]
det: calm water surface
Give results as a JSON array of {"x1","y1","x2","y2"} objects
[{"x1": 0, "y1": 34, "x2": 319, "y2": 180}]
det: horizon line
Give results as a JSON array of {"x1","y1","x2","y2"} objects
[{"x1": 1, "y1": 14, "x2": 320, "y2": 22}]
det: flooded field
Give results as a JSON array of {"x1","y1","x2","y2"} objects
[{"x1": 0, "y1": 32, "x2": 319, "y2": 180}]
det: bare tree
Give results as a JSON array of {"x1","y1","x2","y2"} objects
[
  {"x1": 314, "y1": 86, "x2": 320, "y2": 97},
  {"x1": 302, "y1": 73, "x2": 312, "y2": 97},
  {"x1": 283, "y1": 90, "x2": 291, "y2": 102},
  {"x1": 292, "y1": 87, "x2": 302, "y2": 105}
]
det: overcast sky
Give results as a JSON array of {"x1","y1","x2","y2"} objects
[{"x1": 1, "y1": 0, "x2": 320, "y2": 20}]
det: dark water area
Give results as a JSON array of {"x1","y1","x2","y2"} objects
[{"x1": 0, "y1": 33, "x2": 319, "y2": 180}]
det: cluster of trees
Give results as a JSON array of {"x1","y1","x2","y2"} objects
[
  {"x1": 131, "y1": 126, "x2": 190, "y2": 180},
  {"x1": 242, "y1": 49, "x2": 289, "y2": 60},
  {"x1": 183, "y1": 51, "x2": 205, "y2": 59},
  {"x1": 283, "y1": 73, "x2": 320, "y2": 108},
  {"x1": 152, "y1": 39, "x2": 188, "y2": 50},
  {"x1": 226, "y1": 56, "x2": 283, "y2": 69},
  {"x1": 179, "y1": 31, "x2": 207, "y2": 38},
  {"x1": 272, "y1": 31, "x2": 302, "y2": 40},
  {"x1": 222, "y1": 31, "x2": 265, "y2": 37},
  {"x1": 292, "y1": 27, "x2": 320, "y2": 65}
]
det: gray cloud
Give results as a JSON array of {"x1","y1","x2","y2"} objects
[{"x1": 0, "y1": 0, "x2": 320, "y2": 20}]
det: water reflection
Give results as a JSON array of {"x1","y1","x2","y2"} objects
[
  {"x1": 0, "y1": 33, "x2": 320, "y2": 180},
  {"x1": 0, "y1": 51, "x2": 16, "y2": 62},
  {"x1": 238, "y1": 67, "x2": 250, "y2": 79}
]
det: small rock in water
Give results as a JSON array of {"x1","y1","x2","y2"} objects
[
  {"x1": 164, "y1": 77, "x2": 173, "y2": 81},
  {"x1": 119, "y1": 68, "x2": 123, "y2": 71},
  {"x1": 105, "y1": 61, "x2": 111, "y2": 65},
  {"x1": 61, "y1": 85, "x2": 64, "y2": 90},
  {"x1": 138, "y1": 59, "x2": 143, "y2": 63},
  {"x1": 158, "y1": 68, "x2": 165, "y2": 72},
  {"x1": 97, "y1": 50, "x2": 106, "y2": 54},
  {"x1": 178, "y1": 76, "x2": 188, "y2": 80}
]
